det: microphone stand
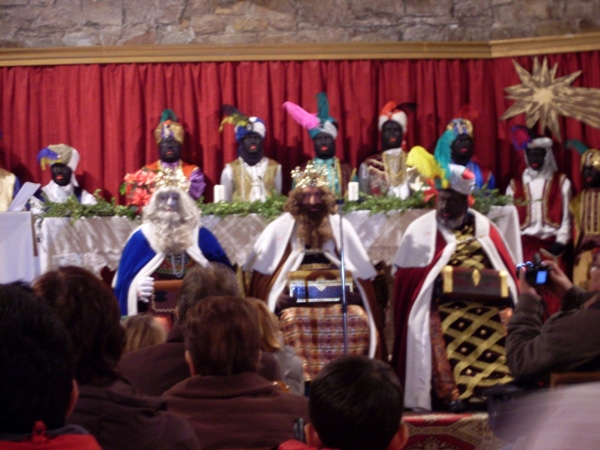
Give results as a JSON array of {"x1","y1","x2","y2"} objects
[{"x1": 336, "y1": 197, "x2": 349, "y2": 355}]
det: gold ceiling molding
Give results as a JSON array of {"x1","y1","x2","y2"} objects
[
  {"x1": 1, "y1": 32, "x2": 600, "y2": 67},
  {"x1": 489, "y1": 32, "x2": 600, "y2": 58}
]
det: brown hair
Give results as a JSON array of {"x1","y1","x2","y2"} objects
[
  {"x1": 184, "y1": 296, "x2": 260, "y2": 376},
  {"x1": 246, "y1": 297, "x2": 283, "y2": 352},
  {"x1": 176, "y1": 262, "x2": 239, "y2": 325},
  {"x1": 284, "y1": 186, "x2": 337, "y2": 249},
  {"x1": 284, "y1": 185, "x2": 337, "y2": 217},
  {"x1": 123, "y1": 313, "x2": 167, "y2": 354},
  {"x1": 32, "y1": 266, "x2": 125, "y2": 386}
]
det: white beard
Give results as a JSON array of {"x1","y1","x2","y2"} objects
[{"x1": 146, "y1": 212, "x2": 195, "y2": 254}]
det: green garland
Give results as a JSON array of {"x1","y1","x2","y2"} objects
[
  {"x1": 342, "y1": 190, "x2": 434, "y2": 214},
  {"x1": 37, "y1": 190, "x2": 138, "y2": 222},
  {"x1": 197, "y1": 192, "x2": 288, "y2": 222},
  {"x1": 471, "y1": 187, "x2": 515, "y2": 215},
  {"x1": 36, "y1": 187, "x2": 513, "y2": 222}
]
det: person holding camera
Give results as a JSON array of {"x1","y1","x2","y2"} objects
[{"x1": 506, "y1": 258, "x2": 600, "y2": 384}]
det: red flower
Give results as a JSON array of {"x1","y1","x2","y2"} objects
[
  {"x1": 122, "y1": 168, "x2": 158, "y2": 210},
  {"x1": 423, "y1": 179, "x2": 439, "y2": 203}
]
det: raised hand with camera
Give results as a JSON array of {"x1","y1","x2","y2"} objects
[
  {"x1": 517, "y1": 254, "x2": 573, "y2": 302},
  {"x1": 507, "y1": 252, "x2": 600, "y2": 384}
]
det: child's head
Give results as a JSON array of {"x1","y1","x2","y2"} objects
[
  {"x1": 123, "y1": 313, "x2": 167, "y2": 354},
  {"x1": 307, "y1": 355, "x2": 407, "y2": 450}
]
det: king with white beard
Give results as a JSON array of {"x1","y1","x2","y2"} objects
[{"x1": 113, "y1": 176, "x2": 231, "y2": 316}]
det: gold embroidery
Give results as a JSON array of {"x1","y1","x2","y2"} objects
[{"x1": 382, "y1": 151, "x2": 407, "y2": 187}]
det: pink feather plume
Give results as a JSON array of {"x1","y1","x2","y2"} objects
[{"x1": 283, "y1": 101, "x2": 320, "y2": 130}]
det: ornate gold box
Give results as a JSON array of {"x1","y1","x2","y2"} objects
[{"x1": 441, "y1": 266, "x2": 509, "y2": 300}]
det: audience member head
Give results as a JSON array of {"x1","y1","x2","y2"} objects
[
  {"x1": 0, "y1": 284, "x2": 77, "y2": 434},
  {"x1": 590, "y1": 249, "x2": 600, "y2": 292},
  {"x1": 176, "y1": 262, "x2": 239, "y2": 325},
  {"x1": 246, "y1": 297, "x2": 283, "y2": 352},
  {"x1": 184, "y1": 296, "x2": 260, "y2": 376},
  {"x1": 307, "y1": 355, "x2": 407, "y2": 450},
  {"x1": 32, "y1": 266, "x2": 125, "y2": 387},
  {"x1": 123, "y1": 313, "x2": 168, "y2": 354}
]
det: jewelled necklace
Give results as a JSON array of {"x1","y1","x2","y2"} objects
[{"x1": 170, "y1": 254, "x2": 185, "y2": 278}]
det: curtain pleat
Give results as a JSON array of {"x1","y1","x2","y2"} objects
[{"x1": 1, "y1": 53, "x2": 599, "y2": 201}]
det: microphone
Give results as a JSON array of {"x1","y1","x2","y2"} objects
[{"x1": 337, "y1": 191, "x2": 349, "y2": 355}]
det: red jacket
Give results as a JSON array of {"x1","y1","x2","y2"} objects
[
  {"x1": 279, "y1": 440, "x2": 335, "y2": 450},
  {"x1": 0, "y1": 421, "x2": 101, "y2": 450}
]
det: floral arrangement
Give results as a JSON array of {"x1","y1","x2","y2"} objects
[{"x1": 120, "y1": 168, "x2": 157, "y2": 213}]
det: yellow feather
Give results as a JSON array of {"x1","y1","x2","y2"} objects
[{"x1": 406, "y1": 146, "x2": 444, "y2": 179}]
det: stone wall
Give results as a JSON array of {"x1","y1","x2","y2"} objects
[{"x1": 1, "y1": 0, "x2": 599, "y2": 48}]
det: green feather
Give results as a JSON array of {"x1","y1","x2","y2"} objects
[
  {"x1": 160, "y1": 109, "x2": 178, "y2": 123},
  {"x1": 434, "y1": 129, "x2": 454, "y2": 182},
  {"x1": 565, "y1": 139, "x2": 589, "y2": 155},
  {"x1": 316, "y1": 92, "x2": 330, "y2": 124}
]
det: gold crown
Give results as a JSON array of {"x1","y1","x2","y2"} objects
[
  {"x1": 154, "y1": 120, "x2": 185, "y2": 145},
  {"x1": 154, "y1": 168, "x2": 191, "y2": 192},
  {"x1": 291, "y1": 163, "x2": 329, "y2": 189}
]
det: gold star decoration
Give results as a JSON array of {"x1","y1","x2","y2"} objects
[{"x1": 501, "y1": 57, "x2": 600, "y2": 141}]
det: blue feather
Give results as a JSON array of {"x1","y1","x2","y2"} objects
[{"x1": 37, "y1": 147, "x2": 60, "y2": 169}]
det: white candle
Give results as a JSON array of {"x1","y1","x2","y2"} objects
[
  {"x1": 213, "y1": 184, "x2": 225, "y2": 203},
  {"x1": 348, "y1": 181, "x2": 359, "y2": 201}
]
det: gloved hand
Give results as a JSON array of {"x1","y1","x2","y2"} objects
[{"x1": 136, "y1": 276, "x2": 154, "y2": 303}]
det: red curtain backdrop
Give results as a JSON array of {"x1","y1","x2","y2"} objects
[{"x1": 1, "y1": 52, "x2": 599, "y2": 201}]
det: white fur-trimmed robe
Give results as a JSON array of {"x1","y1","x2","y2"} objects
[
  {"x1": 244, "y1": 212, "x2": 379, "y2": 356},
  {"x1": 392, "y1": 209, "x2": 519, "y2": 410}
]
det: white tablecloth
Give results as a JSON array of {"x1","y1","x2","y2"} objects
[
  {"x1": 0, "y1": 212, "x2": 38, "y2": 282},
  {"x1": 39, "y1": 216, "x2": 139, "y2": 276},
  {"x1": 38, "y1": 206, "x2": 522, "y2": 275}
]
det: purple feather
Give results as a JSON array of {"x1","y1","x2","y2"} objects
[{"x1": 510, "y1": 125, "x2": 532, "y2": 151}]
